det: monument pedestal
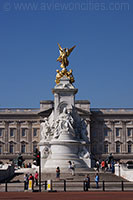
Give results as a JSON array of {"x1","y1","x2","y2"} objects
[{"x1": 39, "y1": 76, "x2": 91, "y2": 172}]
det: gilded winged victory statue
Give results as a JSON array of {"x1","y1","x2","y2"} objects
[{"x1": 56, "y1": 43, "x2": 76, "y2": 84}]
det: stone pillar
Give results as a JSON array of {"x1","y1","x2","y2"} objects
[
  {"x1": 4, "y1": 121, "x2": 9, "y2": 153},
  {"x1": 52, "y1": 76, "x2": 78, "y2": 119},
  {"x1": 122, "y1": 121, "x2": 126, "y2": 153},
  {"x1": 16, "y1": 122, "x2": 21, "y2": 153},
  {"x1": 99, "y1": 121, "x2": 104, "y2": 153},
  {"x1": 28, "y1": 122, "x2": 32, "y2": 153},
  {"x1": 110, "y1": 121, "x2": 115, "y2": 153}
]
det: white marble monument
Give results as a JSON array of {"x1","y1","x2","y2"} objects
[{"x1": 39, "y1": 44, "x2": 91, "y2": 172}]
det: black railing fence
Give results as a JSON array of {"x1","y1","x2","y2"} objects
[{"x1": 1, "y1": 180, "x2": 133, "y2": 192}]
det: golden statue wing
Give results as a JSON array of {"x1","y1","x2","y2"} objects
[
  {"x1": 57, "y1": 55, "x2": 62, "y2": 62},
  {"x1": 57, "y1": 43, "x2": 63, "y2": 53},
  {"x1": 66, "y1": 45, "x2": 76, "y2": 57},
  {"x1": 57, "y1": 43, "x2": 64, "y2": 62}
]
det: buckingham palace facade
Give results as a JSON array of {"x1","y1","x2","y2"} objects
[{"x1": 0, "y1": 100, "x2": 133, "y2": 163}]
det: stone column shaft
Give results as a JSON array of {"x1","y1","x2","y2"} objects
[
  {"x1": 28, "y1": 122, "x2": 32, "y2": 153},
  {"x1": 16, "y1": 122, "x2": 20, "y2": 153},
  {"x1": 4, "y1": 121, "x2": 9, "y2": 153},
  {"x1": 122, "y1": 121, "x2": 126, "y2": 153},
  {"x1": 110, "y1": 122, "x2": 115, "y2": 153}
]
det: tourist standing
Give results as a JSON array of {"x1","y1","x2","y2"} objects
[
  {"x1": 24, "y1": 174, "x2": 29, "y2": 190},
  {"x1": 84, "y1": 174, "x2": 90, "y2": 191},
  {"x1": 28, "y1": 173, "x2": 34, "y2": 190},
  {"x1": 111, "y1": 160, "x2": 115, "y2": 173},
  {"x1": 95, "y1": 173, "x2": 99, "y2": 189},
  {"x1": 56, "y1": 166, "x2": 60, "y2": 179},
  {"x1": 24, "y1": 174, "x2": 27, "y2": 190},
  {"x1": 34, "y1": 171, "x2": 39, "y2": 186}
]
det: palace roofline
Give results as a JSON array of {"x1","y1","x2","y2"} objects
[{"x1": 0, "y1": 108, "x2": 133, "y2": 115}]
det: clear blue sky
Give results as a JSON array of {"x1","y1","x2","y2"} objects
[{"x1": 0, "y1": 0, "x2": 133, "y2": 108}]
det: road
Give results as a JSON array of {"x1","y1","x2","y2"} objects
[{"x1": 0, "y1": 192, "x2": 133, "y2": 200}]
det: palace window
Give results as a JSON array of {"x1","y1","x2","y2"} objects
[
  {"x1": 10, "y1": 128, "x2": 15, "y2": 137},
  {"x1": 104, "y1": 129, "x2": 108, "y2": 137},
  {"x1": 116, "y1": 128, "x2": 120, "y2": 137},
  {"x1": 22, "y1": 128, "x2": 26, "y2": 137},
  {"x1": 127, "y1": 128, "x2": 132, "y2": 137},
  {"x1": 116, "y1": 142, "x2": 121, "y2": 153},
  {"x1": 33, "y1": 143, "x2": 37, "y2": 153},
  {"x1": 9, "y1": 143, "x2": 14, "y2": 153},
  {"x1": 128, "y1": 143, "x2": 132, "y2": 153},
  {"x1": 0, "y1": 128, "x2": 3, "y2": 137},
  {"x1": 104, "y1": 143, "x2": 109, "y2": 154},
  {"x1": 33, "y1": 128, "x2": 37, "y2": 137},
  {"x1": 21, "y1": 143, "x2": 26, "y2": 153}
]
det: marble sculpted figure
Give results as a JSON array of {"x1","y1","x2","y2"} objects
[
  {"x1": 40, "y1": 118, "x2": 51, "y2": 141},
  {"x1": 40, "y1": 108, "x2": 75, "y2": 141},
  {"x1": 40, "y1": 108, "x2": 90, "y2": 169},
  {"x1": 57, "y1": 108, "x2": 74, "y2": 131},
  {"x1": 40, "y1": 107, "x2": 90, "y2": 159}
]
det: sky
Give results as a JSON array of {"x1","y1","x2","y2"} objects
[{"x1": 0, "y1": 0, "x2": 133, "y2": 108}]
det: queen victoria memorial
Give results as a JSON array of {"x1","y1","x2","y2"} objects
[{"x1": 0, "y1": 44, "x2": 133, "y2": 170}]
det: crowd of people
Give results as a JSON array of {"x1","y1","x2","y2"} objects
[
  {"x1": 95, "y1": 159, "x2": 115, "y2": 173},
  {"x1": 55, "y1": 159, "x2": 115, "y2": 190},
  {"x1": 22, "y1": 162, "x2": 32, "y2": 168},
  {"x1": 55, "y1": 160, "x2": 76, "y2": 179},
  {"x1": 24, "y1": 171, "x2": 38, "y2": 190},
  {"x1": 84, "y1": 173, "x2": 99, "y2": 190},
  {"x1": 23, "y1": 158, "x2": 115, "y2": 191}
]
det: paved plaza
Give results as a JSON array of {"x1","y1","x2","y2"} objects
[{"x1": 0, "y1": 192, "x2": 133, "y2": 200}]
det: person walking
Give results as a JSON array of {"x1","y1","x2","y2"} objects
[
  {"x1": 101, "y1": 160, "x2": 105, "y2": 171},
  {"x1": 56, "y1": 166, "x2": 60, "y2": 179},
  {"x1": 34, "y1": 171, "x2": 39, "y2": 186},
  {"x1": 24, "y1": 174, "x2": 29, "y2": 190},
  {"x1": 68, "y1": 161, "x2": 72, "y2": 171},
  {"x1": 71, "y1": 162, "x2": 75, "y2": 176},
  {"x1": 84, "y1": 174, "x2": 90, "y2": 191},
  {"x1": 96, "y1": 160, "x2": 100, "y2": 172},
  {"x1": 95, "y1": 173, "x2": 99, "y2": 189}
]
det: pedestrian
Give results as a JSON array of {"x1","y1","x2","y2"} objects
[
  {"x1": 29, "y1": 163, "x2": 31, "y2": 168},
  {"x1": 96, "y1": 160, "x2": 100, "y2": 172},
  {"x1": 95, "y1": 173, "x2": 99, "y2": 189},
  {"x1": 84, "y1": 174, "x2": 90, "y2": 191},
  {"x1": 101, "y1": 160, "x2": 105, "y2": 171},
  {"x1": 34, "y1": 171, "x2": 39, "y2": 186},
  {"x1": 24, "y1": 174, "x2": 29, "y2": 190},
  {"x1": 25, "y1": 174, "x2": 29, "y2": 189},
  {"x1": 71, "y1": 162, "x2": 75, "y2": 176},
  {"x1": 105, "y1": 161, "x2": 108, "y2": 171},
  {"x1": 111, "y1": 160, "x2": 115, "y2": 173},
  {"x1": 28, "y1": 173, "x2": 34, "y2": 190},
  {"x1": 56, "y1": 166, "x2": 60, "y2": 179},
  {"x1": 24, "y1": 174, "x2": 27, "y2": 190},
  {"x1": 68, "y1": 160, "x2": 72, "y2": 170}
]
